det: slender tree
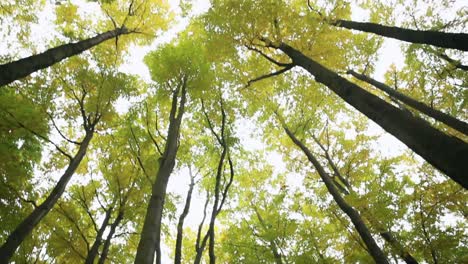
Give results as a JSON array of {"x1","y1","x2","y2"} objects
[
  {"x1": 0, "y1": 117, "x2": 95, "y2": 263},
  {"x1": 311, "y1": 134, "x2": 419, "y2": 264},
  {"x1": 134, "y1": 80, "x2": 188, "y2": 264},
  {"x1": 330, "y1": 20, "x2": 468, "y2": 51},
  {"x1": 280, "y1": 120, "x2": 389, "y2": 264},
  {"x1": 174, "y1": 167, "x2": 196, "y2": 264},
  {"x1": 0, "y1": 27, "x2": 129, "y2": 87},
  {"x1": 98, "y1": 210, "x2": 124, "y2": 264},
  {"x1": 347, "y1": 69, "x2": 468, "y2": 135},
  {"x1": 259, "y1": 39, "x2": 468, "y2": 189},
  {"x1": 193, "y1": 97, "x2": 235, "y2": 264}
]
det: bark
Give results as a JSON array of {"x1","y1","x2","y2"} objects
[
  {"x1": 437, "y1": 53, "x2": 468, "y2": 71},
  {"x1": 98, "y1": 211, "x2": 124, "y2": 264},
  {"x1": 282, "y1": 124, "x2": 389, "y2": 263},
  {"x1": 0, "y1": 131, "x2": 94, "y2": 263},
  {"x1": 380, "y1": 232, "x2": 419, "y2": 264},
  {"x1": 0, "y1": 27, "x2": 129, "y2": 87},
  {"x1": 174, "y1": 172, "x2": 195, "y2": 264},
  {"x1": 85, "y1": 206, "x2": 114, "y2": 264},
  {"x1": 134, "y1": 80, "x2": 188, "y2": 264},
  {"x1": 331, "y1": 20, "x2": 468, "y2": 51},
  {"x1": 194, "y1": 191, "x2": 210, "y2": 264},
  {"x1": 314, "y1": 131, "x2": 418, "y2": 263},
  {"x1": 266, "y1": 40, "x2": 468, "y2": 189},
  {"x1": 347, "y1": 69, "x2": 468, "y2": 135}
]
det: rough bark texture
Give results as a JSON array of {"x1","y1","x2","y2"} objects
[
  {"x1": 134, "y1": 81, "x2": 187, "y2": 264},
  {"x1": 283, "y1": 125, "x2": 389, "y2": 264},
  {"x1": 0, "y1": 132, "x2": 93, "y2": 263},
  {"x1": 98, "y1": 211, "x2": 124, "y2": 264},
  {"x1": 269, "y1": 41, "x2": 468, "y2": 189},
  {"x1": 174, "y1": 173, "x2": 195, "y2": 264},
  {"x1": 347, "y1": 69, "x2": 468, "y2": 135},
  {"x1": 85, "y1": 206, "x2": 113, "y2": 264},
  {"x1": 0, "y1": 27, "x2": 128, "y2": 87},
  {"x1": 332, "y1": 20, "x2": 468, "y2": 51}
]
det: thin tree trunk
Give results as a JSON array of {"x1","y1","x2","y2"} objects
[
  {"x1": 207, "y1": 146, "x2": 227, "y2": 264},
  {"x1": 264, "y1": 40, "x2": 468, "y2": 189},
  {"x1": 174, "y1": 171, "x2": 195, "y2": 264},
  {"x1": 0, "y1": 132, "x2": 94, "y2": 263},
  {"x1": 282, "y1": 124, "x2": 389, "y2": 263},
  {"x1": 0, "y1": 27, "x2": 129, "y2": 87},
  {"x1": 437, "y1": 53, "x2": 468, "y2": 71},
  {"x1": 134, "y1": 80, "x2": 187, "y2": 264},
  {"x1": 85, "y1": 206, "x2": 113, "y2": 264},
  {"x1": 331, "y1": 20, "x2": 468, "y2": 51},
  {"x1": 194, "y1": 191, "x2": 210, "y2": 264},
  {"x1": 98, "y1": 211, "x2": 124, "y2": 264},
  {"x1": 347, "y1": 69, "x2": 468, "y2": 135},
  {"x1": 315, "y1": 134, "x2": 419, "y2": 264},
  {"x1": 380, "y1": 231, "x2": 419, "y2": 264}
]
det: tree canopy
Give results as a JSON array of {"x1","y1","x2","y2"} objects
[{"x1": 0, "y1": 0, "x2": 467, "y2": 263}]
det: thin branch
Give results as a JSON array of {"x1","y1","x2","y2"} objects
[
  {"x1": 245, "y1": 45, "x2": 292, "y2": 67},
  {"x1": 144, "y1": 102, "x2": 163, "y2": 155},
  {"x1": 2, "y1": 108, "x2": 73, "y2": 160},
  {"x1": 4, "y1": 182, "x2": 38, "y2": 208},
  {"x1": 201, "y1": 98, "x2": 222, "y2": 145},
  {"x1": 47, "y1": 112, "x2": 81, "y2": 145},
  {"x1": 245, "y1": 64, "x2": 294, "y2": 88},
  {"x1": 129, "y1": 126, "x2": 151, "y2": 181}
]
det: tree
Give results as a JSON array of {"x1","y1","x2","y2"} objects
[
  {"x1": 0, "y1": 57, "x2": 134, "y2": 262},
  {"x1": 329, "y1": 19, "x2": 468, "y2": 51}
]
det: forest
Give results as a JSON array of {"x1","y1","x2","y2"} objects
[{"x1": 0, "y1": 0, "x2": 467, "y2": 263}]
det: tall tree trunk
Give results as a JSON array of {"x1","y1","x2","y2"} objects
[
  {"x1": 0, "y1": 131, "x2": 94, "y2": 263},
  {"x1": 98, "y1": 211, "x2": 124, "y2": 264},
  {"x1": 331, "y1": 20, "x2": 468, "y2": 51},
  {"x1": 282, "y1": 124, "x2": 389, "y2": 263},
  {"x1": 207, "y1": 146, "x2": 227, "y2": 264},
  {"x1": 85, "y1": 206, "x2": 113, "y2": 264},
  {"x1": 265, "y1": 40, "x2": 468, "y2": 189},
  {"x1": 174, "y1": 171, "x2": 195, "y2": 264},
  {"x1": 0, "y1": 27, "x2": 129, "y2": 87},
  {"x1": 347, "y1": 69, "x2": 468, "y2": 135},
  {"x1": 134, "y1": 81, "x2": 187, "y2": 264}
]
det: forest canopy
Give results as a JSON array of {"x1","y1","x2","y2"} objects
[{"x1": 0, "y1": 0, "x2": 467, "y2": 263}]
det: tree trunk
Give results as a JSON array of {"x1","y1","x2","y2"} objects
[
  {"x1": 380, "y1": 232, "x2": 419, "y2": 264},
  {"x1": 207, "y1": 146, "x2": 227, "y2": 264},
  {"x1": 282, "y1": 124, "x2": 389, "y2": 264},
  {"x1": 194, "y1": 191, "x2": 210, "y2": 264},
  {"x1": 0, "y1": 132, "x2": 94, "y2": 263},
  {"x1": 98, "y1": 211, "x2": 124, "y2": 264},
  {"x1": 85, "y1": 206, "x2": 113, "y2": 264},
  {"x1": 174, "y1": 173, "x2": 195, "y2": 264},
  {"x1": 347, "y1": 69, "x2": 468, "y2": 135},
  {"x1": 0, "y1": 27, "x2": 129, "y2": 87},
  {"x1": 268, "y1": 41, "x2": 468, "y2": 189},
  {"x1": 331, "y1": 20, "x2": 468, "y2": 51},
  {"x1": 134, "y1": 81, "x2": 187, "y2": 264}
]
